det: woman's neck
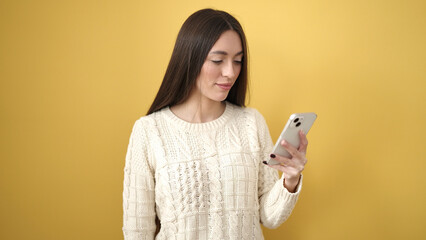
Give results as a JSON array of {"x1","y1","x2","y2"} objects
[{"x1": 170, "y1": 97, "x2": 226, "y2": 123}]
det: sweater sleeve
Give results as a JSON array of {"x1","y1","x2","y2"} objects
[
  {"x1": 254, "y1": 110, "x2": 303, "y2": 229},
  {"x1": 122, "y1": 120, "x2": 157, "y2": 239}
]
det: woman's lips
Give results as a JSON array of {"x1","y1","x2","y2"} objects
[{"x1": 216, "y1": 83, "x2": 233, "y2": 90}]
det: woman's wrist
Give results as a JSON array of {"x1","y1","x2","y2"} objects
[{"x1": 283, "y1": 175, "x2": 301, "y2": 193}]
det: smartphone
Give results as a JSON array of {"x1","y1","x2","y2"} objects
[{"x1": 267, "y1": 112, "x2": 317, "y2": 165}]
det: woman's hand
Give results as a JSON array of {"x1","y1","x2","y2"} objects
[{"x1": 265, "y1": 130, "x2": 308, "y2": 193}]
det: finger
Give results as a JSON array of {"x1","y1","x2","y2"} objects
[
  {"x1": 298, "y1": 130, "x2": 309, "y2": 154},
  {"x1": 267, "y1": 163, "x2": 285, "y2": 172},
  {"x1": 269, "y1": 154, "x2": 294, "y2": 167},
  {"x1": 280, "y1": 140, "x2": 299, "y2": 157},
  {"x1": 266, "y1": 160, "x2": 298, "y2": 174}
]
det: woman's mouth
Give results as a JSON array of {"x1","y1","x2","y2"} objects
[{"x1": 216, "y1": 83, "x2": 233, "y2": 90}]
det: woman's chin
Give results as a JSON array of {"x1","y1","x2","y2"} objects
[
  {"x1": 215, "y1": 94, "x2": 229, "y2": 102},
  {"x1": 205, "y1": 92, "x2": 229, "y2": 103}
]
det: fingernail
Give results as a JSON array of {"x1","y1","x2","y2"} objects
[
  {"x1": 281, "y1": 140, "x2": 287, "y2": 146},
  {"x1": 263, "y1": 161, "x2": 268, "y2": 165},
  {"x1": 270, "y1": 154, "x2": 276, "y2": 158},
  {"x1": 300, "y1": 130, "x2": 305, "y2": 134}
]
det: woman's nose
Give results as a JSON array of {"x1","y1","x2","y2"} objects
[{"x1": 222, "y1": 61, "x2": 237, "y2": 79}]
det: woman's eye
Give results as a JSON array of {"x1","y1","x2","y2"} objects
[
  {"x1": 234, "y1": 60, "x2": 242, "y2": 64},
  {"x1": 211, "y1": 60, "x2": 223, "y2": 64}
]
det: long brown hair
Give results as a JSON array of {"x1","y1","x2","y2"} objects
[{"x1": 147, "y1": 8, "x2": 249, "y2": 115}]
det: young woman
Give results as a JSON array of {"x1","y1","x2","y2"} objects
[{"x1": 123, "y1": 8, "x2": 309, "y2": 239}]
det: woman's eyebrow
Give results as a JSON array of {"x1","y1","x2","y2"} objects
[{"x1": 210, "y1": 50, "x2": 244, "y2": 56}]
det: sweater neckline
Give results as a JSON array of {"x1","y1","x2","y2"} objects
[{"x1": 162, "y1": 101, "x2": 234, "y2": 131}]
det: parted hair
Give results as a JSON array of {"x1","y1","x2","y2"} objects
[{"x1": 147, "y1": 8, "x2": 249, "y2": 115}]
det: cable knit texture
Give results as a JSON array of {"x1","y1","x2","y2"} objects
[{"x1": 123, "y1": 102, "x2": 302, "y2": 240}]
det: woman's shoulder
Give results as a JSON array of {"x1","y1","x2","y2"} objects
[
  {"x1": 227, "y1": 102, "x2": 267, "y2": 125},
  {"x1": 131, "y1": 108, "x2": 167, "y2": 132}
]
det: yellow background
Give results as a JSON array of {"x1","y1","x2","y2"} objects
[{"x1": 1, "y1": 0, "x2": 425, "y2": 239}]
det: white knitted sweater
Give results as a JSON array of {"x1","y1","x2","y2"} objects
[{"x1": 122, "y1": 102, "x2": 302, "y2": 240}]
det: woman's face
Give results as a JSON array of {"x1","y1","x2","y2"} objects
[{"x1": 195, "y1": 30, "x2": 243, "y2": 103}]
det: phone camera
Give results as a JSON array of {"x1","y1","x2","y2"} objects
[
  {"x1": 294, "y1": 118, "x2": 299, "y2": 123},
  {"x1": 296, "y1": 122, "x2": 301, "y2": 127}
]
